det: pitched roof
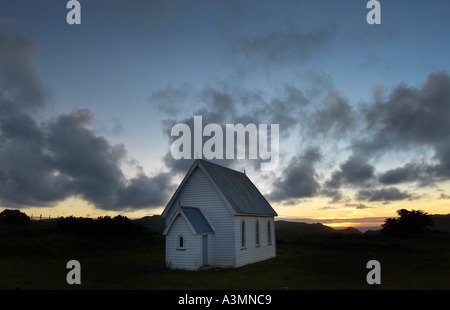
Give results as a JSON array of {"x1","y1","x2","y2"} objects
[
  {"x1": 162, "y1": 159, "x2": 277, "y2": 217},
  {"x1": 198, "y1": 160, "x2": 277, "y2": 216},
  {"x1": 162, "y1": 206, "x2": 214, "y2": 235},
  {"x1": 180, "y1": 206, "x2": 214, "y2": 234}
]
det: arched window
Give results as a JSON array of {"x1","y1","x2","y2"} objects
[
  {"x1": 178, "y1": 235, "x2": 184, "y2": 248},
  {"x1": 241, "y1": 220, "x2": 246, "y2": 249},
  {"x1": 267, "y1": 220, "x2": 272, "y2": 245},
  {"x1": 256, "y1": 220, "x2": 260, "y2": 247}
]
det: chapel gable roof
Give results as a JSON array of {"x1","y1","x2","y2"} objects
[{"x1": 162, "y1": 159, "x2": 277, "y2": 217}]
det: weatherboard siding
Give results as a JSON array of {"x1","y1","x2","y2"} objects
[
  {"x1": 234, "y1": 216, "x2": 276, "y2": 268},
  {"x1": 166, "y1": 214, "x2": 202, "y2": 270},
  {"x1": 166, "y1": 167, "x2": 235, "y2": 268}
]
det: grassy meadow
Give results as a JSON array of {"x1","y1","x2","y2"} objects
[{"x1": 1, "y1": 220, "x2": 450, "y2": 290}]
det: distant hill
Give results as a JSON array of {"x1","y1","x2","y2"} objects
[
  {"x1": 133, "y1": 215, "x2": 165, "y2": 232},
  {"x1": 133, "y1": 214, "x2": 450, "y2": 236},
  {"x1": 133, "y1": 216, "x2": 364, "y2": 236},
  {"x1": 275, "y1": 220, "x2": 362, "y2": 238},
  {"x1": 337, "y1": 227, "x2": 364, "y2": 235}
]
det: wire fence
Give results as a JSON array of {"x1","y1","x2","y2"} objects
[{"x1": 30, "y1": 214, "x2": 58, "y2": 221}]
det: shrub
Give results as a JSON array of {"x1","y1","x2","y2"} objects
[
  {"x1": 0, "y1": 209, "x2": 30, "y2": 225},
  {"x1": 382, "y1": 209, "x2": 433, "y2": 236}
]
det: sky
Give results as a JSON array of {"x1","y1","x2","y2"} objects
[{"x1": 1, "y1": 0, "x2": 450, "y2": 227}]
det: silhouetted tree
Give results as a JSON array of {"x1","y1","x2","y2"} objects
[
  {"x1": 381, "y1": 217, "x2": 400, "y2": 234},
  {"x1": 382, "y1": 209, "x2": 433, "y2": 236},
  {"x1": 0, "y1": 209, "x2": 30, "y2": 225}
]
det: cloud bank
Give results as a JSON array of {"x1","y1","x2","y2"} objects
[
  {"x1": 2, "y1": 15, "x2": 450, "y2": 213},
  {"x1": 152, "y1": 69, "x2": 450, "y2": 207},
  {"x1": 0, "y1": 24, "x2": 172, "y2": 210}
]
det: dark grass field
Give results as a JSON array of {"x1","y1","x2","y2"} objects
[{"x1": 1, "y1": 221, "x2": 450, "y2": 290}]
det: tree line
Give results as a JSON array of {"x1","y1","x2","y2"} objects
[
  {"x1": 56, "y1": 215, "x2": 145, "y2": 237},
  {"x1": 0, "y1": 208, "x2": 436, "y2": 237},
  {"x1": 0, "y1": 209, "x2": 148, "y2": 237}
]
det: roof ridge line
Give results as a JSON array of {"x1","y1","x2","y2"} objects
[{"x1": 196, "y1": 159, "x2": 246, "y2": 176}]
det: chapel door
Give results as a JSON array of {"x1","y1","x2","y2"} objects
[{"x1": 202, "y1": 235, "x2": 208, "y2": 266}]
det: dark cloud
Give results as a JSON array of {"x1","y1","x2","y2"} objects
[
  {"x1": 46, "y1": 109, "x2": 127, "y2": 209},
  {"x1": 0, "y1": 107, "x2": 173, "y2": 210},
  {"x1": 230, "y1": 25, "x2": 336, "y2": 65},
  {"x1": 356, "y1": 187, "x2": 412, "y2": 202},
  {"x1": 345, "y1": 203, "x2": 372, "y2": 210},
  {"x1": 356, "y1": 71, "x2": 450, "y2": 156},
  {"x1": 0, "y1": 25, "x2": 172, "y2": 211},
  {"x1": 268, "y1": 148, "x2": 322, "y2": 201},
  {"x1": 314, "y1": 71, "x2": 450, "y2": 204},
  {"x1": 116, "y1": 169, "x2": 174, "y2": 209},
  {"x1": 0, "y1": 23, "x2": 48, "y2": 111},
  {"x1": 433, "y1": 142, "x2": 450, "y2": 179},
  {"x1": 305, "y1": 90, "x2": 356, "y2": 137},
  {"x1": 320, "y1": 156, "x2": 375, "y2": 204},
  {"x1": 0, "y1": 24, "x2": 58, "y2": 207},
  {"x1": 0, "y1": 119, "x2": 71, "y2": 207},
  {"x1": 201, "y1": 88, "x2": 236, "y2": 117},
  {"x1": 352, "y1": 72, "x2": 450, "y2": 189},
  {"x1": 150, "y1": 83, "x2": 193, "y2": 116},
  {"x1": 306, "y1": 71, "x2": 450, "y2": 205},
  {"x1": 378, "y1": 162, "x2": 429, "y2": 186},
  {"x1": 296, "y1": 69, "x2": 333, "y2": 99},
  {"x1": 439, "y1": 193, "x2": 450, "y2": 200},
  {"x1": 320, "y1": 187, "x2": 343, "y2": 204},
  {"x1": 325, "y1": 156, "x2": 375, "y2": 189},
  {"x1": 339, "y1": 156, "x2": 375, "y2": 184}
]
